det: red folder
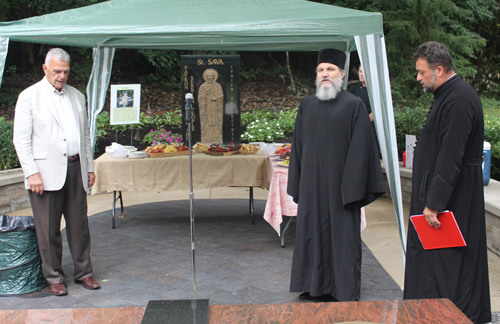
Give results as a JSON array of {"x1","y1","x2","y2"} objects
[{"x1": 410, "y1": 211, "x2": 466, "y2": 250}]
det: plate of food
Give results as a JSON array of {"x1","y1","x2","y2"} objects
[
  {"x1": 145, "y1": 144, "x2": 189, "y2": 158},
  {"x1": 277, "y1": 160, "x2": 289, "y2": 167},
  {"x1": 193, "y1": 142, "x2": 210, "y2": 153},
  {"x1": 205, "y1": 144, "x2": 241, "y2": 156},
  {"x1": 275, "y1": 145, "x2": 291, "y2": 161},
  {"x1": 240, "y1": 144, "x2": 260, "y2": 155}
]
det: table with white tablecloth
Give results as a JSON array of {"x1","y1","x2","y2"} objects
[{"x1": 92, "y1": 152, "x2": 269, "y2": 228}]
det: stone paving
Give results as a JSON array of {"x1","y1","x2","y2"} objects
[{"x1": 1, "y1": 199, "x2": 403, "y2": 310}]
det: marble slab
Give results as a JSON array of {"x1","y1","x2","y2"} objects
[
  {"x1": 0, "y1": 299, "x2": 472, "y2": 324},
  {"x1": 0, "y1": 307, "x2": 145, "y2": 324},
  {"x1": 209, "y1": 299, "x2": 472, "y2": 324},
  {"x1": 141, "y1": 299, "x2": 209, "y2": 324}
]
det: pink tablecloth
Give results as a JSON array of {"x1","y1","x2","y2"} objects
[
  {"x1": 263, "y1": 156, "x2": 367, "y2": 236},
  {"x1": 263, "y1": 156, "x2": 297, "y2": 235}
]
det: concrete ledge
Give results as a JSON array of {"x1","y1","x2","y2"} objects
[
  {"x1": 382, "y1": 162, "x2": 500, "y2": 257},
  {"x1": 0, "y1": 168, "x2": 30, "y2": 214},
  {"x1": 0, "y1": 168, "x2": 25, "y2": 186}
]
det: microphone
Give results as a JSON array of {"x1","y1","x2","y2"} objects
[{"x1": 185, "y1": 93, "x2": 193, "y2": 122}]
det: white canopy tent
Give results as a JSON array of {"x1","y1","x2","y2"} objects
[{"x1": 0, "y1": 0, "x2": 406, "y2": 262}]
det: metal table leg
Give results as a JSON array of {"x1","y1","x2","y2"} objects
[
  {"x1": 112, "y1": 190, "x2": 124, "y2": 229},
  {"x1": 249, "y1": 187, "x2": 254, "y2": 225},
  {"x1": 281, "y1": 216, "x2": 295, "y2": 248}
]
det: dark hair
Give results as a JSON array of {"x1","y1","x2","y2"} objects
[{"x1": 413, "y1": 41, "x2": 455, "y2": 73}]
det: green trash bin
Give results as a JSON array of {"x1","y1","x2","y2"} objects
[{"x1": 0, "y1": 215, "x2": 46, "y2": 295}]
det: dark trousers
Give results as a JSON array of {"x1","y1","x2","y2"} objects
[{"x1": 29, "y1": 160, "x2": 92, "y2": 285}]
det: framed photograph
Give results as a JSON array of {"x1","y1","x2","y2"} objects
[{"x1": 110, "y1": 84, "x2": 141, "y2": 125}]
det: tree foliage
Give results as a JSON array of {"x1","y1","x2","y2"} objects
[
  {"x1": 0, "y1": 0, "x2": 100, "y2": 22},
  {"x1": 318, "y1": 0, "x2": 497, "y2": 104},
  {"x1": 1, "y1": 0, "x2": 500, "y2": 104},
  {"x1": 0, "y1": 0, "x2": 103, "y2": 79}
]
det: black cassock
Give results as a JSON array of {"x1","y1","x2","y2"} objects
[
  {"x1": 287, "y1": 91, "x2": 385, "y2": 301},
  {"x1": 348, "y1": 81, "x2": 371, "y2": 115},
  {"x1": 403, "y1": 75, "x2": 491, "y2": 324}
]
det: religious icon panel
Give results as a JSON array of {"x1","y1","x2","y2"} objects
[{"x1": 181, "y1": 55, "x2": 241, "y2": 145}]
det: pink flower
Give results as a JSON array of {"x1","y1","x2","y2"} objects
[
  {"x1": 159, "y1": 137, "x2": 163, "y2": 140},
  {"x1": 153, "y1": 141, "x2": 156, "y2": 144},
  {"x1": 150, "y1": 130, "x2": 154, "y2": 132}
]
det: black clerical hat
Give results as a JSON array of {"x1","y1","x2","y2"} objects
[{"x1": 317, "y1": 48, "x2": 346, "y2": 68}]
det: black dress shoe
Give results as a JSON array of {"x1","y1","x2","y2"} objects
[
  {"x1": 299, "y1": 292, "x2": 313, "y2": 300},
  {"x1": 299, "y1": 292, "x2": 337, "y2": 302}
]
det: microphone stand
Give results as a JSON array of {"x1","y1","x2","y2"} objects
[
  {"x1": 142, "y1": 93, "x2": 209, "y2": 324},
  {"x1": 185, "y1": 94, "x2": 197, "y2": 308}
]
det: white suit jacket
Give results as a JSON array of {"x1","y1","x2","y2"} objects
[{"x1": 13, "y1": 77, "x2": 94, "y2": 192}]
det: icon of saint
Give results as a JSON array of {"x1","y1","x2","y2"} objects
[{"x1": 198, "y1": 68, "x2": 224, "y2": 144}]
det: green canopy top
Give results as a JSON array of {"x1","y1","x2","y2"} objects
[{"x1": 0, "y1": 0, "x2": 382, "y2": 51}]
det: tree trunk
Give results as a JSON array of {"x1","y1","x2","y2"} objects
[
  {"x1": 27, "y1": 43, "x2": 43, "y2": 80},
  {"x1": 286, "y1": 51, "x2": 296, "y2": 94}
]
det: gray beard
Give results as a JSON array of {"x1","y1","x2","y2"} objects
[
  {"x1": 315, "y1": 76, "x2": 343, "y2": 101},
  {"x1": 422, "y1": 71, "x2": 437, "y2": 93}
]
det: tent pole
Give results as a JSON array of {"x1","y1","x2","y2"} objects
[
  {"x1": 343, "y1": 40, "x2": 350, "y2": 90},
  {"x1": 355, "y1": 34, "x2": 406, "y2": 275},
  {"x1": 0, "y1": 37, "x2": 9, "y2": 89}
]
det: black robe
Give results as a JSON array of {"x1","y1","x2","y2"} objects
[
  {"x1": 348, "y1": 81, "x2": 371, "y2": 115},
  {"x1": 403, "y1": 75, "x2": 491, "y2": 324},
  {"x1": 287, "y1": 91, "x2": 385, "y2": 301},
  {"x1": 348, "y1": 82, "x2": 378, "y2": 149}
]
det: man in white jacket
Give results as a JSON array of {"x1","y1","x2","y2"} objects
[{"x1": 13, "y1": 48, "x2": 100, "y2": 296}]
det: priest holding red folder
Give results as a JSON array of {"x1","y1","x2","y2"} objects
[{"x1": 403, "y1": 42, "x2": 491, "y2": 324}]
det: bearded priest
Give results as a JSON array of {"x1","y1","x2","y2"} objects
[{"x1": 287, "y1": 48, "x2": 386, "y2": 302}]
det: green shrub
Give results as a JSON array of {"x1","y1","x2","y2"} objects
[
  {"x1": 240, "y1": 108, "x2": 297, "y2": 142},
  {"x1": 241, "y1": 119, "x2": 285, "y2": 142},
  {"x1": 393, "y1": 109, "x2": 500, "y2": 181},
  {"x1": 484, "y1": 116, "x2": 500, "y2": 180},
  {"x1": 241, "y1": 109, "x2": 277, "y2": 127},
  {"x1": 491, "y1": 142, "x2": 500, "y2": 181},
  {"x1": 481, "y1": 97, "x2": 500, "y2": 119},
  {"x1": 138, "y1": 110, "x2": 183, "y2": 130},
  {"x1": 95, "y1": 110, "x2": 183, "y2": 140},
  {"x1": 137, "y1": 50, "x2": 182, "y2": 89},
  {"x1": 275, "y1": 108, "x2": 297, "y2": 136},
  {"x1": 0, "y1": 87, "x2": 23, "y2": 111},
  {"x1": 241, "y1": 68, "x2": 262, "y2": 81},
  {"x1": 0, "y1": 117, "x2": 19, "y2": 170},
  {"x1": 95, "y1": 111, "x2": 129, "y2": 138},
  {"x1": 393, "y1": 107, "x2": 428, "y2": 160}
]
